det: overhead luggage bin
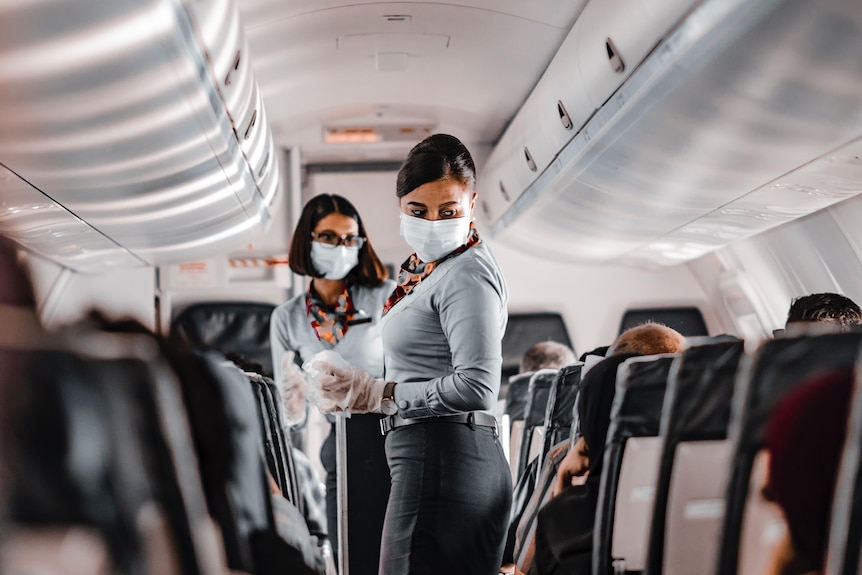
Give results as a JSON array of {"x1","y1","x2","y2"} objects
[
  {"x1": 576, "y1": 0, "x2": 696, "y2": 110},
  {"x1": 478, "y1": 10, "x2": 591, "y2": 226},
  {"x1": 0, "y1": 0, "x2": 280, "y2": 270},
  {"x1": 483, "y1": 0, "x2": 862, "y2": 267}
]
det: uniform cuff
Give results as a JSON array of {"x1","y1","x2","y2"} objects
[{"x1": 393, "y1": 381, "x2": 435, "y2": 418}]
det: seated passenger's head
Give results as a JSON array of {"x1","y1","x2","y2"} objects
[
  {"x1": 785, "y1": 292, "x2": 862, "y2": 332},
  {"x1": 763, "y1": 367, "x2": 854, "y2": 574},
  {"x1": 519, "y1": 341, "x2": 576, "y2": 374},
  {"x1": 607, "y1": 322, "x2": 686, "y2": 357}
]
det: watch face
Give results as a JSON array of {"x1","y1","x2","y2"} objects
[{"x1": 381, "y1": 399, "x2": 398, "y2": 415}]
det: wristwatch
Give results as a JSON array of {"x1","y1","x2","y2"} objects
[{"x1": 381, "y1": 381, "x2": 398, "y2": 415}]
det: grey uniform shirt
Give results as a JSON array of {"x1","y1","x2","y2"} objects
[
  {"x1": 382, "y1": 241, "x2": 509, "y2": 419},
  {"x1": 270, "y1": 280, "x2": 396, "y2": 384}
]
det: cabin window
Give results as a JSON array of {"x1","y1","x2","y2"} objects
[
  {"x1": 172, "y1": 301, "x2": 276, "y2": 377},
  {"x1": 502, "y1": 312, "x2": 574, "y2": 382},
  {"x1": 619, "y1": 306, "x2": 709, "y2": 337},
  {"x1": 619, "y1": 306, "x2": 708, "y2": 337}
]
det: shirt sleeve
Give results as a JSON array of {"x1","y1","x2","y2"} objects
[
  {"x1": 394, "y1": 256, "x2": 507, "y2": 417},
  {"x1": 270, "y1": 305, "x2": 293, "y2": 386}
]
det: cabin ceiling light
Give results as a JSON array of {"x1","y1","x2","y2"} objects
[
  {"x1": 323, "y1": 123, "x2": 434, "y2": 144},
  {"x1": 324, "y1": 127, "x2": 381, "y2": 144}
]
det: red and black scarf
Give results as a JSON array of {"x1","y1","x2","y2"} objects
[
  {"x1": 306, "y1": 282, "x2": 356, "y2": 344},
  {"x1": 383, "y1": 224, "x2": 481, "y2": 315}
]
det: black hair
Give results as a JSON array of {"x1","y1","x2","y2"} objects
[
  {"x1": 396, "y1": 134, "x2": 476, "y2": 198},
  {"x1": 786, "y1": 292, "x2": 862, "y2": 329},
  {"x1": 288, "y1": 194, "x2": 387, "y2": 286}
]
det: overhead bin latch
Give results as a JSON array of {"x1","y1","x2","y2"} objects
[
  {"x1": 224, "y1": 50, "x2": 241, "y2": 86},
  {"x1": 499, "y1": 181, "x2": 511, "y2": 202},
  {"x1": 557, "y1": 100, "x2": 573, "y2": 130},
  {"x1": 524, "y1": 147, "x2": 537, "y2": 172},
  {"x1": 606, "y1": 37, "x2": 625, "y2": 74}
]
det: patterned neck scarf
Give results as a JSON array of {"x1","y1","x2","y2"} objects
[
  {"x1": 306, "y1": 282, "x2": 356, "y2": 344},
  {"x1": 383, "y1": 224, "x2": 481, "y2": 315}
]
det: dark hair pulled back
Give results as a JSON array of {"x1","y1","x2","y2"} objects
[{"x1": 396, "y1": 134, "x2": 476, "y2": 198}]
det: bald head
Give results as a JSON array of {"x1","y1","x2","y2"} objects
[{"x1": 608, "y1": 322, "x2": 686, "y2": 357}]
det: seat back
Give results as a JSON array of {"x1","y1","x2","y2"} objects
[
  {"x1": 595, "y1": 354, "x2": 676, "y2": 575},
  {"x1": 717, "y1": 330, "x2": 862, "y2": 575},
  {"x1": 611, "y1": 436, "x2": 663, "y2": 572},
  {"x1": 6, "y1": 341, "x2": 218, "y2": 575},
  {"x1": 736, "y1": 450, "x2": 786, "y2": 575},
  {"x1": 172, "y1": 301, "x2": 276, "y2": 377},
  {"x1": 539, "y1": 363, "x2": 583, "y2": 467},
  {"x1": 505, "y1": 372, "x2": 533, "y2": 478},
  {"x1": 517, "y1": 369, "x2": 559, "y2": 480},
  {"x1": 647, "y1": 340, "x2": 744, "y2": 575},
  {"x1": 663, "y1": 440, "x2": 733, "y2": 575},
  {"x1": 825, "y1": 360, "x2": 862, "y2": 575},
  {"x1": 247, "y1": 371, "x2": 303, "y2": 511},
  {"x1": 177, "y1": 352, "x2": 276, "y2": 573}
]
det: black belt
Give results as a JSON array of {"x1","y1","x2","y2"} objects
[{"x1": 379, "y1": 411, "x2": 498, "y2": 436}]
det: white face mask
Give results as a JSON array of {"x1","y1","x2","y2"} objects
[
  {"x1": 310, "y1": 242, "x2": 360, "y2": 280},
  {"x1": 399, "y1": 214, "x2": 471, "y2": 262}
]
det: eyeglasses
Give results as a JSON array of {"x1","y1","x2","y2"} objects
[{"x1": 311, "y1": 231, "x2": 366, "y2": 248}]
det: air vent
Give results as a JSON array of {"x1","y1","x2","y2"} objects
[
  {"x1": 606, "y1": 37, "x2": 625, "y2": 73},
  {"x1": 524, "y1": 147, "x2": 537, "y2": 172},
  {"x1": 557, "y1": 100, "x2": 573, "y2": 130}
]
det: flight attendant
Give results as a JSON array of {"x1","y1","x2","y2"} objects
[
  {"x1": 270, "y1": 193, "x2": 394, "y2": 575},
  {"x1": 313, "y1": 134, "x2": 512, "y2": 575}
]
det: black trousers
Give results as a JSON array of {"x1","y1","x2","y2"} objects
[
  {"x1": 380, "y1": 421, "x2": 512, "y2": 575},
  {"x1": 320, "y1": 413, "x2": 391, "y2": 575}
]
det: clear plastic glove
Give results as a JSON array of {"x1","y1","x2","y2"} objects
[
  {"x1": 304, "y1": 350, "x2": 349, "y2": 414},
  {"x1": 279, "y1": 351, "x2": 308, "y2": 427},
  {"x1": 303, "y1": 350, "x2": 386, "y2": 415}
]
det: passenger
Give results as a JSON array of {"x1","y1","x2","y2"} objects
[
  {"x1": 605, "y1": 321, "x2": 687, "y2": 357},
  {"x1": 553, "y1": 322, "x2": 685, "y2": 495},
  {"x1": 502, "y1": 342, "x2": 577, "y2": 572},
  {"x1": 521, "y1": 341, "x2": 577, "y2": 374},
  {"x1": 783, "y1": 292, "x2": 862, "y2": 333},
  {"x1": 312, "y1": 133, "x2": 511, "y2": 574},
  {"x1": 528, "y1": 323, "x2": 686, "y2": 575},
  {"x1": 531, "y1": 353, "x2": 641, "y2": 575},
  {"x1": 761, "y1": 367, "x2": 854, "y2": 575},
  {"x1": 269, "y1": 193, "x2": 394, "y2": 575},
  {"x1": 506, "y1": 341, "x2": 577, "y2": 424}
]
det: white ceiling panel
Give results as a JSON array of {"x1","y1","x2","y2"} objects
[{"x1": 240, "y1": 1, "x2": 587, "y2": 161}]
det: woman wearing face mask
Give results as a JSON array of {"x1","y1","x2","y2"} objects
[
  {"x1": 270, "y1": 193, "x2": 394, "y2": 575},
  {"x1": 313, "y1": 134, "x2": 512, "y2": 574}
]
